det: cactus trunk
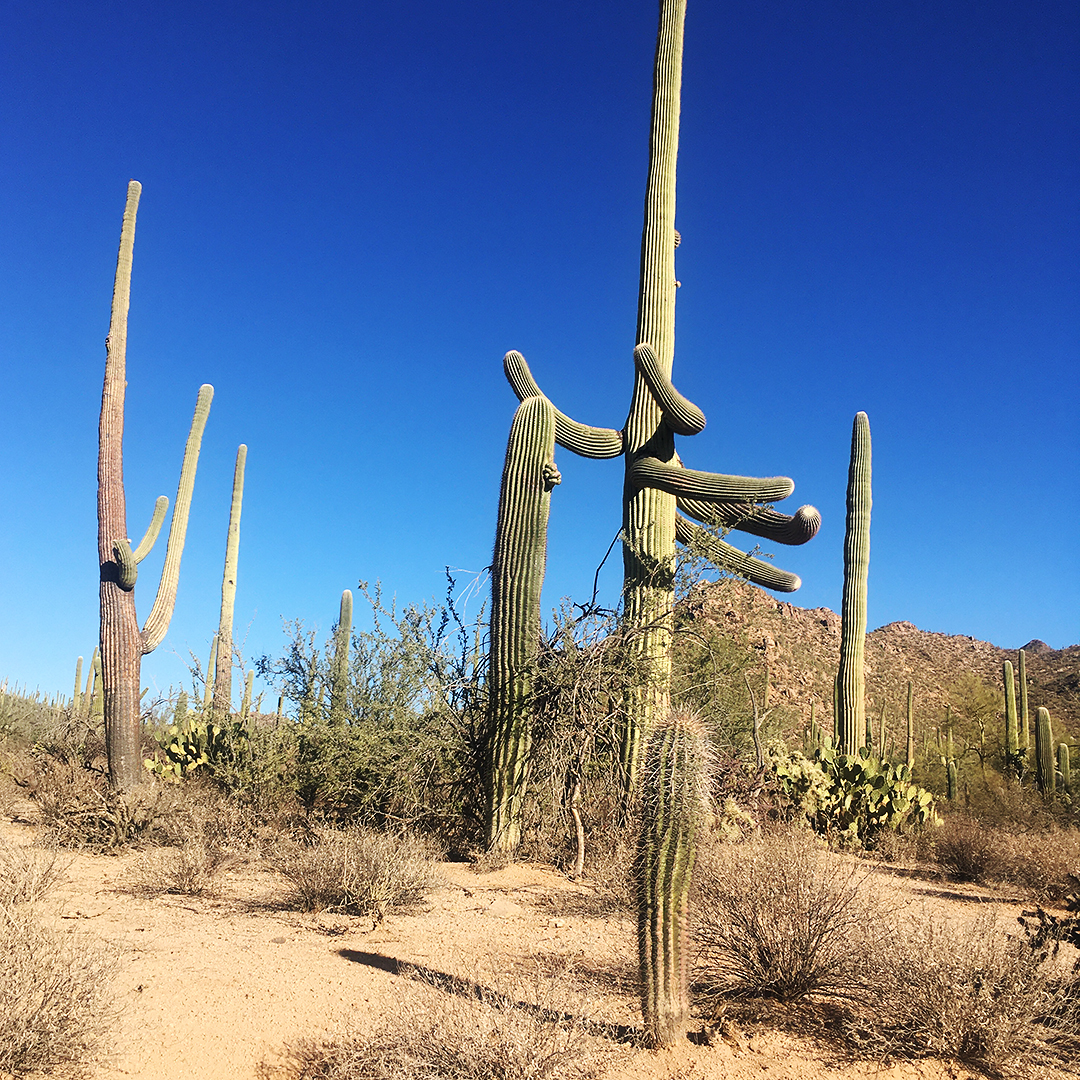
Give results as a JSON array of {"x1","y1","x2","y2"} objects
[
  {"x1": 211, "y1": 444, "x2": 247, "y2": 719},
  {"x1": 485, "y1": 396, "x2": 560, "y2": 852},
  {"x1": 636, "y1": 712, "x2": 708, "y2": 1048},
  {"x1": 836, "y1": 412, "x2": 871, "y2": 756}
]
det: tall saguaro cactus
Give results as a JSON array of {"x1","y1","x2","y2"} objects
[
  {"x1": 212, "y1": 444, "x2": 247, "y2": 719},
  {"x1": 636, "y1": 712, "x2": 709, "y2": 1047},
  {"x1": 330, "y1": 588, "x2": 353, "y2": 725},
  {"x1": 502, "y1": 0, "x2": 819, "y2": 792},
  {"x1": 1003, "y1": 659, "x2": 1019, "y2": 774},
  {"x1": 98, "y1": 180, "x2": 213, "y2": 789},
  {"x1": 1018, "y1": 648, "x2": 1030, "y2": 753},
  {"x1": 486, "y1": 396, "x2": 561, "y2": 852},
  {"x1": 1034, "y1": 707, "x2": 1055, "y2": 797},
  {"x1": 836, "y1": 412, "x2": 871, "y2": 756}
]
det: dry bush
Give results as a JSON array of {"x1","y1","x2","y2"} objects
[
  {"x1": 272, "y1": 826, "x2": 438, "y2": 918},
  {"x1": 693, "y1": 828, "x2": 884, "y2": 1008},
  {"x1": 0, "y1": 838, "x2": 67, "y2": 906},
  {"x1": 122, "y1": 839, "x2": 239, "y2": 898},
  {"x1": 266, "y1": 962, "x2": 614, "y2": 1080},
  {"x1": 857, "y1": 907, "x2": 1080, "y2": 1076},
  {"x1": 0, "y1": 904, "x2": 116, "y2": 1076},
  {"x1": 929, "y1": 813, "x2": 1006, "y2": 882}
]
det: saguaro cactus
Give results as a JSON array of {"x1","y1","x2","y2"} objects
[
  {"x1": 1034, "y1": 707, "x2": 1055, "y2": 797},
  {"x1": 1057, "y1": 743, "x2": 1071, "y2": 798},
  {"x1": 502, "y1": 0, "x2": 819, "y2": 792},
  {"x1": 211, "y1": 445, "x2": 247, "y2": 719},
  {"x1": 1018, "y1": 648, "x2": 1030, "y2": 753},
  {"x1": 906, "y1": 681, "x2": 914, "y2": 767},
  {"x1": 836, "y1": 412, "x2": 871, "y2": 756},
  {"x1": 1003, "y1": 659, "x2": 1019, "y2": 775},
  {"x1": 98, "y1": 181, "x2": 212, "y2": 789},
  {"x1": 486, "y1": 396, "x2": 560, "y2": 851},
  {"x1": 72, "y1": 656, "x2": 84, "y2": 715},
  {"x1": 330, "y1": 588, "x2": 353, "y2": 725},
  {"x1": 636, "y1": 712, "x2": 709, "y2": 1048}
]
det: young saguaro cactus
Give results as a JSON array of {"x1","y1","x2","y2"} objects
[
  {"x1": 211, "y1": 444, "x2": 247, "y2": 720},
  {"x1": 502, "y1": 0, "x2": 819, "y2": 791},
  {"x1": 836, "y1": 412, "x2": 871, "y2": 757},
  {"x1": 486, "y1": 396, "x2": 561, "y2": 852},
  {"x1": 98, "y1": 180, "x2": 213, "y2": 789},
  {"x1": 636, "y1": 712, "x2": 709, "y2": 1048},
  {"x1": 1034, "y1": 706, "x2": 1056, "y2": 797}
]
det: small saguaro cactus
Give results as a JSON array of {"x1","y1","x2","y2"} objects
[
  {"x1": 636, "y1": 712, "x2": 709, "y2": 1048},
  {"x1": 905, "y1": 681, "x2": 914, "y2": 767},
  {"x1": 1057, "y1": 742, "x2": 1071, "y2": 798},
  {"x1": 212, "y1": 444, "x2": 247, "y2": 720},
  {"x1": 89, "y1": 648, "x2": 104, "y2": 719},
  {"x1": 836, "y1": 412, "x2": 871, "y2": 757},
  {"x1": 486, "y1": 395, "x2": 561, "y2": 852},
  {"x1": 240, "y1": 669, "x2": 255, "y2": 726},
  {"x1": 330, "y1": 589, "x2": 353, "y2": 725},
  {"x1": 98, "y1": 180, "x2": 213, "y2": 789},
  {"x1": 72, "y1": 656, "x2": 84, "y2": 715},
  {"x1": 1034, "y1": 706, "x2": 1056, "y2": 797},
  {"x1": 1003, "y1": 659, "x2": 1019, "y2": 774}
]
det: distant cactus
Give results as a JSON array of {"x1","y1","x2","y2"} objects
[
  {"x1": 905, "y1": 681, "x2": 914, "y2": 767},
  {"x1": 1034, "y1": 707, "x2": 1056, "y2": 797},
  {"x1": 212, "y1": 445, "x2": 247, "y2": 719},
  {"x1": 1003, "y1": 659, "x2": 1019, "y2": 776},
  {"x1": 240, "y1": 670, "x2": 255, "y2": 726},
  {"x1": 1018, "y1": 648, "x2": 1030, "y2": 752},
  {"x1": 486, "y1": 396, "x2": 560, "y2": 852},
  {"x1": 636, "y1": 713, "x2": 709, "y2": 1048},
  {"x1": 837, "y1": 412, "x2": 871, "y2": 756},
  {"x1": 89, "y1": 648, "x2": 103, "y2": 720},
  {"x1": 72, "y1": 656, "x2": 83, "y2": 715},
  {"x1": 1057, "y1": 742, "x2": 1071, "y2": 798},
  {"x1": 947, "y1": 759, "x2": 958, "y2": 802},
  {"x1": 330, "y1": 589, "x2": 353, "y2": 725}
]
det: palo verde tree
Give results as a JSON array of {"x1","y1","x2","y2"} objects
[
  {"x1": 502, "y1": 0, "x2": 819, "y2": 791},
  {"x1": 98, "y1": 180, "x2": 213, "y2": 789}
]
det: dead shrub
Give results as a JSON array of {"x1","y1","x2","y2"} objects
[
  {"x1": 272, "y1": 826, "x2": 438, "y2": 918},
  {"x1": 266, "y1": 962, "x2": 613, "y2": 1080},
  {"x1": 929, "y1": 813, "x2": 1006, "y2": 882},
  {"x1": 122, "y1": 838, "x2": 240, "y2": 898},
  {"x1": 693, "y1": 828, "x2": 883, "y2": 1008},
  {"x1": 0, "y1": 838, "x2": 67, "y2": 906},
  {"x1": 858, "y1": 907, "x2": 1080, "y2": 1076},
  {"x1": 0, "y1": 904, "x2": 116, "y2": 1076}
]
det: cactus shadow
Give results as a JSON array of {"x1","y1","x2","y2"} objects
[{"x1": 337, "y1": 950, "x2": 641, "y2": 1044}]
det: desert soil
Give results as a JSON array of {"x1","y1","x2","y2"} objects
[{"x1": 1, "y1": 807, "x2": 1065, "y2": 1080}]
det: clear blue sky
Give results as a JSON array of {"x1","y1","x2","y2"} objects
[{"x1": 2, "y1": 0, "x2": 1077, "y2": 705}]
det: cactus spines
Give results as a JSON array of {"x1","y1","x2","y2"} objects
[
  {"x1": 98, "y1": 181, "x2": 213, "y2": 788},
  {"x1": 485, "y1": 395, "x2": 560, "y2": 852},
  {"x1": 1034, "y1": 706, "x2": 1055, "y2": 797},
  {"x1": 501, "y1": 1, "x2": 819, "y2": 793},
  {"x1": 1003, "y1": 659, "x2": 1019, "y2": 773},
  {"x1": 212, "y1": 444, "x2": 247, "y2": 719},
  {"x1": 1018, "y1": 648, "x2": 1030, "y2": 752},
  {"x1": 836, "y1": 412, "x2": 871, "y2": 756},
  {"x1": 636, "y1": 712, "x2": 709, "y2": 1048},
  {"x1": 906, "y1": 681, "x2": 914, "y2": 767},
  {"x1": 330, "y1": 589, "x2": 353, "y2": 724}
]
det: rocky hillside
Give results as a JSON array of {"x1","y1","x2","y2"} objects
[{"x1": 681, "y1": 580, "x2": 1079, "y2": 750}]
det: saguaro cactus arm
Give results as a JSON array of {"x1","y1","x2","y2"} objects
[
  {"x1": 629, "y1": 456, "x2": 794, "y2": 503},
  {"x1": 140, "y1": 384, "x2": 214, "y2": 654},
  {"x1": 503, "y1": 351, "x2": 624, "y2": 459},
  {"x1": 632, "y1": 343, "x2": 705, "y2": 435},
  {"x1": 677, "y1": 496, "x2": 820, "y2": 546},
  {"x1": 674, "y1": 514, "x2": 801, "y2": 592}
]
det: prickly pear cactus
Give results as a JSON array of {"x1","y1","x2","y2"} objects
[
  {"x1": 485, "y1": 395, "x2": 561, "y2": 852},
  {"x1": 636, "y1": 712, "x2": 709, "y2": 1047}
]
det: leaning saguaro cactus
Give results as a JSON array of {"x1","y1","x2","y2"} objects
[
  {"x1": 486, "y1": 396, "x2": 561, "y2": 851},
  {"x1": 636, "y1": 712, "x2": 709, "y2": 1048},
  {"x1": 836, "y1": 412, "x2": 871, "y2": 756},
  {"x1": 98, "y1": 180, "x2": 213, "y2": 789},
  {"x1": 211, "y1": 444, "x2": 247, "y2": 720},
  {"x1": 502, "y1": 0, "x2": 819, "y2": 792},
  {"x1": 1034, "y1": 706, "x2": 1056, "y2": 797}
]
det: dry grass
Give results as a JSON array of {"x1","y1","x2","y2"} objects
[
  {"x1": 0, "y1": 903, "x2": 116, "y2": 1076},
  {"x1": 272, "y1": 826, "x2": 438, "y2": 918},
  {"x1": 693, "y1": 828, "x2": 885, "y2": 1008},
  {"x1": 264, "y1": 962, "x2": 616, "y2": 1080},
  {"x1": 855, "y1": 907, "x2": 1080, "y2": 1076},
  {"x1": 0, "y1": 837, "x2": 67, "y2": 905},
  {"x1": 122, "y1": 838, "x2": 241, "y2": 898}
]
